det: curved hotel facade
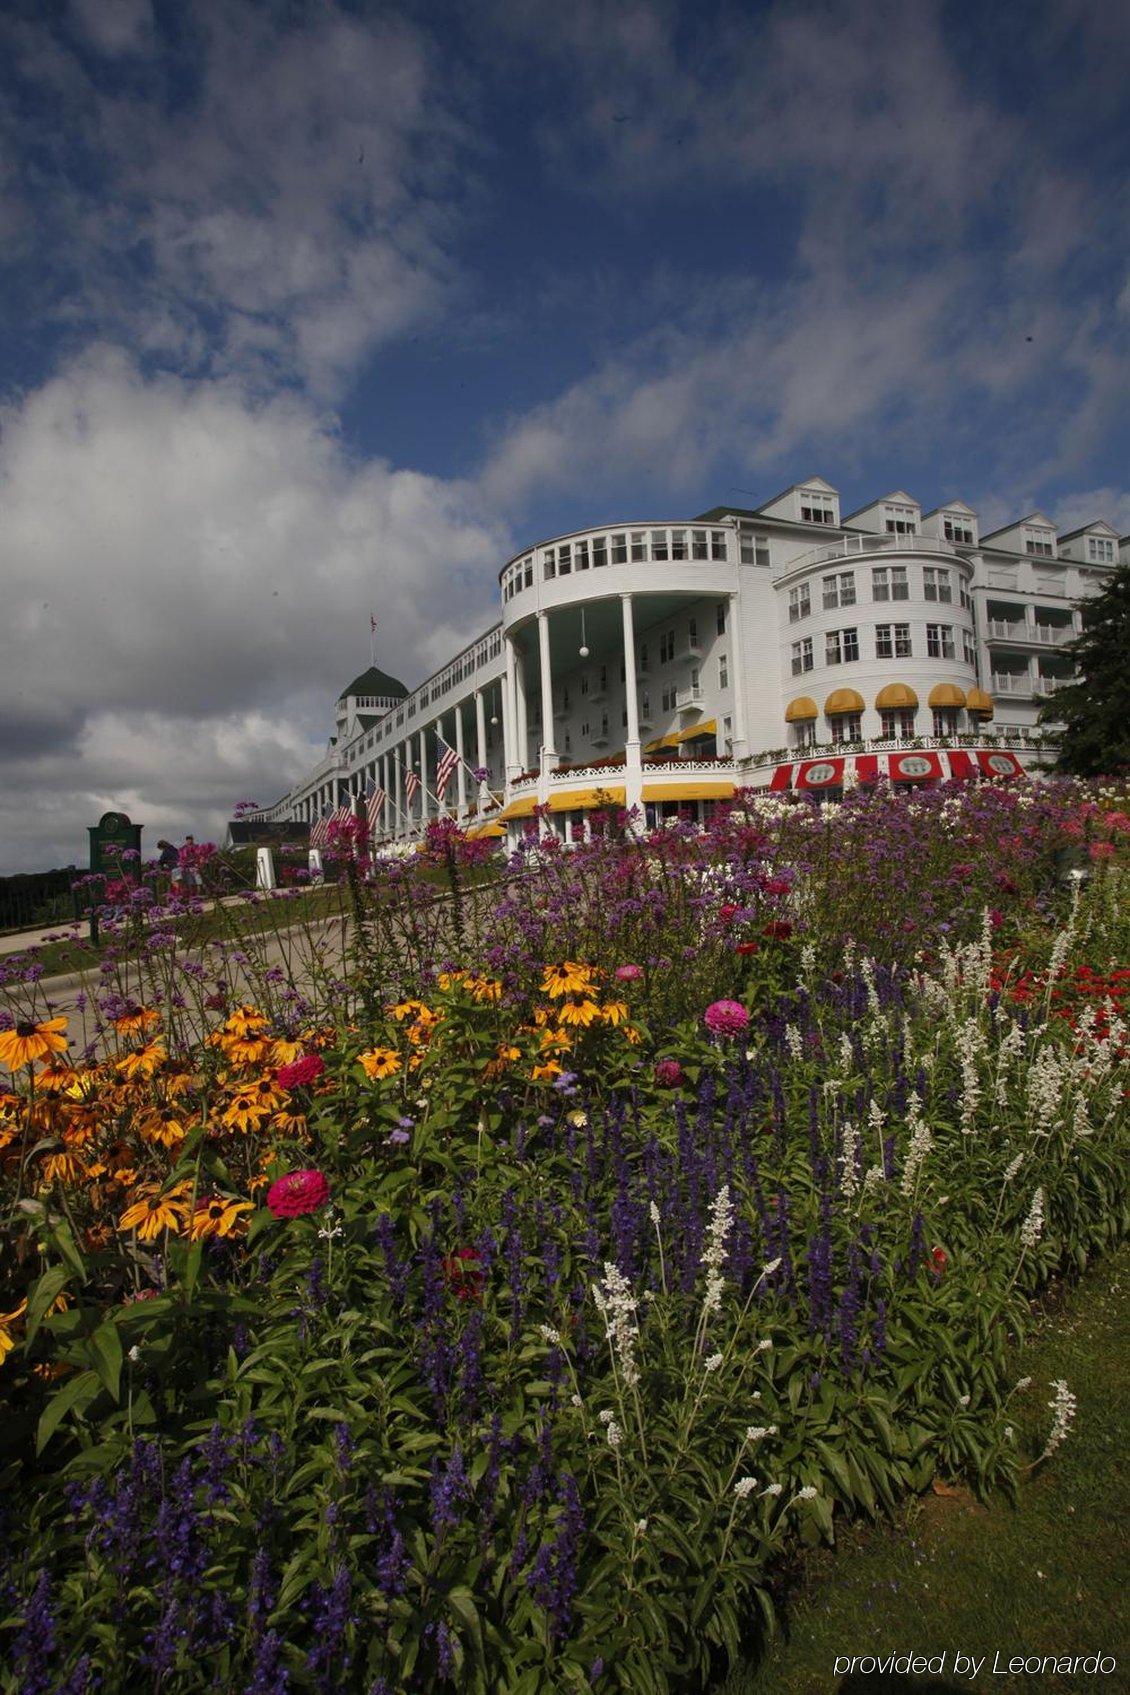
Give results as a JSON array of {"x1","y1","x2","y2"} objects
[{"x1": 256, "y1": 479, "x2": 1121, "y2": 846}]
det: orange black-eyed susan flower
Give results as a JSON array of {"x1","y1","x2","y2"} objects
[
  {"x1": 388, "y1": 998, "x2": 431, "y2": 1023},
  {"x1": 118, "y1": 1183, "x2": 192, "y2": 1241},
  {"x1": 136, "y1": 1110, "x2": 187, "y2": 1149},
  {"x1": 219, "y1": 1033, "x2": 275, "y2": 1067},
  {"x1": 556, "y1": 998, "x2": 602, "y2": 1028},
  {"x1": 467, "y1": 975, "x2": 503, "y2": 1003},
  {"x1": 222, "y1": 1078, "x2": 283, "y2": 1133},
  {"x1": 188, "y1": 1196, "x2": 254, "y2": 1241},
  {"x1": 158, "y1": 1062, "x2": 198, "y2": 1100},
  {"x1": 0, "y1": 1017, "x2": 69, "y2": 1071},
  {"x1": 115, "y1": 1041, "x2": 166, "y2": 1081},
  {"x1": 540, "y1": 962, "x2": 596, "y2": 999},
  {"x1": 0, "y1": 1299, "x2": 28, "y2": 1363},
  {"x1": 599, "y1": 1001, "x2": 630, "y2": 1026},
  {"x1": 269, "y1": 1107, "x2": 308, "y2": 1138},
  {"x1": 530, "y1": 1059, "x2": 564, "y2": 1083},
  {"x1": 40, "y1": 1152, "x2": 86, "y2": 1185},
  {"x1": 357, "y1": 1047, "x2": 401, "y2": 1081},
  {"x1": 34, "y1": 1059, "x2": 85, "y2": 1095},
  {"x1": 221, "y1": 1005, "x2": 270, "y2": 1038},
  {"x1": 112, "y1": 1005, "x2": 161, "y2": 1037},
  {"x1": 271, "y1": 1036, "x2": 307, "y2": 1067},
  {"x1": 437, "y1": 970, "x2": 468, "y2": 992}
]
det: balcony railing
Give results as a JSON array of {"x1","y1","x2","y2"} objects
[
  {"x1": 990, "y1": 673, "x2": 1033, "y2": 695},
  {"x1": 988, "y1": 620, "x2": 1074, "y2": 646},
  {"x1": 987, "y1": 620, "x2": 1027, "y2": 641},
  {"x1": 676, "y1": 686, "x2": 705, "y2": 711},
  {"x1": 1032, "y1": 624, "x2": 1073, "y2": 646},
  {"x1": 792, "y1": 533, "x2": 957, "y2": 572}
]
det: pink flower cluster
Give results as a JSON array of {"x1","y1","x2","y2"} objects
[
  {"x1": 276, "y1": 1054, "x2": 326, "y2": 1090},
  {"x1": 266, "y1": 1169, "x2": 330, "y2": 1219},
  {"x1": 703, "y1": 999, "x2": 750, "y2": 1037},
  {"x1": 654, "y1": 1059, "x2": 685, "y2": 1087}
]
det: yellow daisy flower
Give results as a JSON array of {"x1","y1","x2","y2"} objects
[
  {"x1": 556, "y1": 998, "x2": 601, "y2": 1028},
  {"x1": 357, "y1": 1047, "x2": 402, "y2": 1081},
  {"x1": 540, "y1": 962, "x2": 596, "y2": 999},
  {"x1": 188, "y1": 1197, "x2": 254, "y2": 1241},
  {"x1": 118, "y1": 1185, "x2": 191, "y2": 1241},
  {"x1": 0, "y1": 1017, "x2": 69, "y2": 1071},
  {"x1": 115, "y1": 1041, "x2": 166, "y2": 1080}
]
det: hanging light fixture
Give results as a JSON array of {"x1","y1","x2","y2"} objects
[{"x1": 578, "y1": 606, "x2": 589, "y2": 659}]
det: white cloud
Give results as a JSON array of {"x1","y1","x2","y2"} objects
[
  {"x1": 69, "y1": 0, "x2": 154, "y2": 57},
  {"x1": 0, "y1": 350, "x2": 508, "y2": 871}
]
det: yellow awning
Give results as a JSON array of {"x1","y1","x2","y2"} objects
[
  {"x1": 928, "y1": 683, "x2": 967, "y2": 708},
  {"x1": 875, "y1": 682, "x2": 919, "y2": 710},
  {"x1": 785, "y1": 696, "x2": 818, "y2": 723},
  {"x1": 498, "y1": 795, "x2": 538, "y2": 820},
  {"x1": 641, "y1": 780, "x2": 735, "y2": 802},
  {"x1": 644, "y1": 718, "x2": 718, "y2": 752},
  {"x1": 824, "y1": 688, "x2": 865, "y2": 715},
  {"x1": 465, "y1": 820, "x2": 506, "y2": 839},
  {"x1": 546, "y1": 786, "x2": 626, "y2": 812},
  {"x1": 966, "y1": 687, "x2": 994, "y2": 717}
]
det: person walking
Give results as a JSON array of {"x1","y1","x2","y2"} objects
[{"x1": 179, "y1": 835, "x2": 201, "y2": 895}]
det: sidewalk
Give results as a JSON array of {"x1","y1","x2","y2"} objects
[{"x1": 0, "y1": 893, "x2": 256, "y2": 959}]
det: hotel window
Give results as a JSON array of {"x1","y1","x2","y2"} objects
[
  {"x1": 963, "y1": 630, "x2": 977, "y2": 666},
  {"x1": 557, "y1": 544, "x2": 572, "y2": 574},
  {"x1": 933, "y1": 708, "x2": 960, "y2": 736},
  {"x1": 884, "y1": 506, "x2": 917, "y2": 534},
  {"x1": 1025, "y1": 532, "x2": 1055, "y2": 557},
  {"x1": 959, "y1": 579, "x2": 972, "y2": 610},
  {"x1": 631, "y1": 531, "x2": 647, "y2": 562},
  {"x1": 875, "y1": 622, "x2": 912, "y2": 659},
  {"x1": 692, "y1": 529, "x2": 710, "y2": 559},
  {"x1": 660, "y1": 630, "x2": 675, "y2": 664},
  {"x1": 923, "y1": 567, "x2": 952, "y2": 603},
  {"x1": 641, "y1": 691, "x2": 650, "y2": 719},
  {"x1": 560, "y1": 686, "x2": 570, "y2": 712},
  {"x1": 690, "y1": 667, "x2": 700, "y2": 690},
  {"x1": 1087, "y1": 537, "x2": 1115, "y2": 562},
  {"x1": 574, "y1": 539, "x2": 589, "y2": 569},
  {"x1": 581, "y1": 721, "x2": 590, "y2": 738},
  {"x1": 830, "y1": 712, "x2": 863, "y2": 744},
  {"x1": 661, "y1": 686, "x2": 677, "y2": 711},
  {"x1": 719, "y1": 653, "x2": 728, "y2": 689},
  {"x1": 872, "y1": 565, "x2": 909, "y2": 601},
  {"x1": 564, "y1": 732, "x2": 572, "y2": 754},
  {"x1": 794, "y1": 721, "x2": 816, "y2": 749},
  {"x1": 944, "y1": 518, "x2": 974, "y2": 544},
  {"x1": 651, "y1": 530, "x2": 669, "y2": 561},
  {"x1": 611, "y1": 533, "x2": 627, "y2": 564},
  {"x1": 822, "y1": 571, "x2": 856, "y2": 610},
  {"x1": 880, "y1": 709, "x2": 917, "y2": 740},
  {"x1": 926, "y1": 623, "x2": 955, "y2": 659},
  {"x1": 739, "y1": 528, "x2": 770, "y2": 565},
  {"x1": 687, "y1": 617, "x2": 698, "y2": 649},
  {"x1": 638, "y1": 642, "x2": 648, "y2": 672},
  {"x1": 791, "y1": 637, "x2": 813, "y2": 675},
  {"x1": 543, "y1": 554, "x2": 556, "y2": 580},
  {"x1": 711, "y1": 531, "x2": 727, "y2": 559},
  {"x1": 524, "y1": 561, "x2": 533, "y2": 587},
  {"x1": 723, "y1": 715, "x2": 733, "y2": 751},
  {"x1": 800, "y1": 494, "x2": 836, "y2": 524},
  {"x1": 789, "y1": 583, "x2": 811, "y2": 621},
  {"x1": 826, "y1": 627, "x2": 859, "y2": 664},
  {"x1": 716, "y1": 601, "x2": 727, "y2": 634},
  {"x1": 599, "y1": 664, "x2": 608, "y2": 691},
  {"x1": 580, "y1": 674, "x2": 589, "y2": 696},
  {"x1": 670, "y1": 529, "x2": 687, "y2": 560},
  {"x1": 592, "y1": 535, "x2": 607, "y2": 567}
]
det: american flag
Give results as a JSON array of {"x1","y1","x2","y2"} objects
[
  {"x1": 434, "y1": 734, "x2": 459, "y2": 799},
  {"x1": 404, "y1": 767, "x2": 421, "y2": 805},
  {"x1": 366, "y1": 785, "x2": 386, "y2": 836},
  {"x1": 330, "y1": 804, "x2": 354, "y2": 833},
  {"x1": 310, "y1": 805, "x2": 332, "y2": 848}
]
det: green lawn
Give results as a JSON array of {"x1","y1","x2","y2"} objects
[{"x1": 719, "y1": 1245, "x2": 1128, "y2": 1694}]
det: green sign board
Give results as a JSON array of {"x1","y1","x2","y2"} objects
[{"x1": 88, "y1": 811, "x2": 144, "y2": 875}]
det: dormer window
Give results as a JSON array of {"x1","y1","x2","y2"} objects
[
  {"x1": 943, "y1": 517, "x2": 975, "y2": 544},
  {"x1": 1087, "y1": 537, "x2": 1115, "y2": 563},
  {"x1": 883, "y1": 503, "x2": 917, "y2": 535},
  {"x1": 799, "y1": 490, "x2": 837, "y2": 524},
  {"x1": 1024, "y1": 530, "x2": 1055, "y2": 558}
]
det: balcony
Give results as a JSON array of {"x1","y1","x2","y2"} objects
[
  {"x1": 1032, "y1": 624, "x2": 1073, "y2": 647},
  {"x1": 676, "y1": 685, "x2": 705, "y2": 712},
  {"x1": 987, "y1": 620, "x2": 1028, "y2": 642},
  {"x1": 793, "y1": 532, "x2": 957, "y2": 572},
  {"x1": 990, "y1": 673, "x2": 1034, "y2": 696},
  {"x1": 1032, "y1": 675, "x2": 1069, "y2": 698}
]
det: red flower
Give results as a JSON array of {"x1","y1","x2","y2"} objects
[
  {"x1": 276, "y1": 1054, "x2": 326, "y2": 1090},
  {"x1": 763, "y1": 920, "x2": 793, "y2": 941},
  {"x1": 654, "y1": 1059, "x2": 685, "y2": 1087},
  {"x1": 266, "y1": 1169, "x2": 330, "y2": 1219},
  {"x1": 736, "y1": 941, "x2": 759, "y2": 956},
  {"x1": 443, "y1": 1246, "x2": 485, "y2": 1302},
  {"x1": 931, "y1": 1246, "x2": 948, "y2": 1273},
  {"x1": 719, "y1": 903, "x2": 739, "y2": 923}
]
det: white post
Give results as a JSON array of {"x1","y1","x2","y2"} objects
[
  {"x1": 455, "y1": 703, "x2": 467, "y2": 817},
  {"x1": 504, "y1": 637, "x2": 518, "y2": 778},
  {"x1": 515, "y1": 648, "x2": 528, "y2": 775},
  {"x1": 622, "y1": 593, "x2": 642, "y2": 818},
  {"x1": 418, "y1": 729, "x2": 429, "y2": 825},
  {"x1": 308, "y1": 847, "x2": 324, "y2": 882},
  {"x1": 728, "y1": 592, "x2": 749, "y2": 759},
  {"x1": 537, "y1": 609, "x2": 556, "y2": 772},
  {"x1": 475, "y1": 688, "x2": 488, "y2": 813},
  {"x1": 394, "y1": 752, "x2": 403, "y2": 838},
  {"x1": 255, "y1": 847, "x2": 276, "y2": 890}
]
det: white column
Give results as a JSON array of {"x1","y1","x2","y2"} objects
[
  {"x1": 515, "y1": 649, "x2": 529, "y2": 774},
  {"x1": 475, "y1": 689, "x2": 488, "y2": 812},
  {"x1": 394, "y1": 752, "x2": 403, "y2": 838},
  {"x1": 379, "y1": 756, "x2": 388, "y2": 838},
  {"x1": 455, "y1": 703, "x2": 467, "y2": 815},
  {"x1": 622, "y1": 593, "x2": 642, "y2": 817},
  {"x1": 728, "y1": 591, "x2": 749, "y2": 758},
  {"x1": 418, "y1": 729, "x2": 429, "y2": 825},
  {"x1": 504, "y1": 637, "x2": 519, "y2": 778},
  {"x1": 537, "y1": 609, "x2": 556, "y2": 771}
]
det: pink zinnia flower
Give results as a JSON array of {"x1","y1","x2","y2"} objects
[
  {"x1": 1089, "y1": 841, "x2": 1116, "y2": 861},
  {"x1": 266, "y1": 1169, "x2": 330, "y2": 1219},
  {"x1": 763, "y1": 920, "x2": 793, "y2": 941},
  {"x1": 719, "y1": 903, "x2": 739, "y2": 923},
  {"x1": 615, "y1": 964, "x2": 643, "y2": 982},
  {"x1": 703, "y1": 1000, "x2": 750, "y2": 1037},
  {"x1": 276, "y1": 1054, "x2": 326, "y2": 1090},
  {"x1": 654, "y1": 1058, "x2": 685, "y2": 1087}
]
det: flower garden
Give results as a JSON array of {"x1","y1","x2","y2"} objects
[{"x1": 0, "y1": 781, "x2": 1127, "y2": 1693}]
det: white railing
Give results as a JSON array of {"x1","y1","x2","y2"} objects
[
  {"x1": 987, "y1": 620, "x2": 1027, "y2": 641},
  {"x1": 792, "y1": 533, "x2": 957, "y2": 572},
  {"x1": 1032, "y1": 624, "x2": 1073, "y2": 646},
  {"x1": 991, "y1": 673, "x2": 1034, "y2": 695},
  {"x1": 1032, "y1": 676, "x2": 1068, "y2": 697},
  {"x1": 676, "y1": 686, "x2": 705, "y2": 710}
]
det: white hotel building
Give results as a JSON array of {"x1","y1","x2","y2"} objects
[{"x1": 256, "y1": 479, "x2": 1121, "y2": 846}]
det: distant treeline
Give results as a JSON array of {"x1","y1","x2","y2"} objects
[{"x1": 0, "y1": 866, "x2": 78, "y2": 933}]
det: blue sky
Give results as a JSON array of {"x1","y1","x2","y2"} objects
[{"x1": 0, "y1": 0, "x2": 1126, "y2": 871}]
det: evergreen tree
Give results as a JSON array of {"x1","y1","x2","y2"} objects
[{"x1": 1040, "y1": 562, "x2": 1130, "y2": 775}]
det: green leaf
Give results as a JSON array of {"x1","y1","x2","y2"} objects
[
  {"x1": 36, "y1": 1368, "x2": 100, "y2": 1454},
  {"x1": 24, "y1": 1265, "x2": 69, "y2": 1347},
  {"x1": 87, "y1": 1319, "x2": 123, "y2": 1401}
]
